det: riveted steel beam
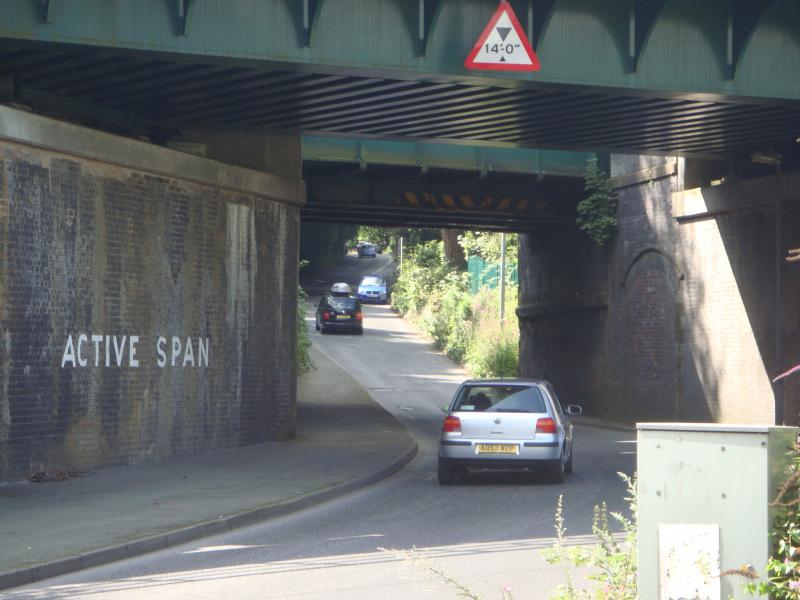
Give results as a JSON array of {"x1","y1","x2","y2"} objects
[
  {"x1": 37, "y1": 0, "x2": 50, "y2": 23},
  {"x1": 727, "y1": 0, "x2": 782, "y2": 79},
  {"x1": 627, "y1": 0, "x2": 671, "y2": 72},
  {"x1": 299, "y1": 0, "x2": 323, "y2": 47},
  {"x1": 175, "y1": 0, "x2": 190, "y2": 36},
  {"x1": 302, "y1": 136, "x2": 589, "y2": 176},
  {"x1": 525, "y1": 0, "x2": 557, "y2": 51},
  {"x1": 417, "y1": 0, "x2": 443, "y2": 57}
]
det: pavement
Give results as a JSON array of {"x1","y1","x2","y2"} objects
[{"x1": 0, "y1": 344, "x2": 417, "y2": 592}]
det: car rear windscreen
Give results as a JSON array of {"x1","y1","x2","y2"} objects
[
  {"x1": 328, "y1": 297, "x2": 357, "y2": 310},
  {"x1": 454, "y1": 385, "x2": 546, "y2": 413}
]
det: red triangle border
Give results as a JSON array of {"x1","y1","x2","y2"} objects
[{"x1": 464, "y1": 0, "x2": 541, "y2": 72}]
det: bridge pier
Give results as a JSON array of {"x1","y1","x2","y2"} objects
[
  {"x1": 518, "y1": 155, "x2": 800, "y2": 425},
  {"x1": 0, "y1": 106, "x2": 305, "y2": 481}
]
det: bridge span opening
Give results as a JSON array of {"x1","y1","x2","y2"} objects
[{"x1": 0, "y1": 0, "x2": 798, "y2": 482}]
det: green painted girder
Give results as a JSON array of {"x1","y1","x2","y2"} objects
[
  {"x1": 1, "y1": 0, "x2": 798, "y2": 101},
  {"x1": 302, "y1": 136, "x2": 589, "y2": 177}
]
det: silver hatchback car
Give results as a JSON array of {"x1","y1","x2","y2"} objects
[{"x1": 437, "y1": 379, "x2": 582, "y2": 484}]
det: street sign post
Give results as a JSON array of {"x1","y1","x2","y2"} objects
[{"x1": 464, "y1": 0, "x2": 540, "y2": 71}]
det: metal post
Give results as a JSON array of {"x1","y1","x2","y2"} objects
[
  {"x1": 775, "y1": 160, "x2": 784, "y2": 425},
  {"x1": 399, "y1": 237, "x2": 404, "y2": 274},
  {"x1": 499, "y1": 232, "x2": 506, "y2": 323}
]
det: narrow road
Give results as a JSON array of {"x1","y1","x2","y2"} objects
[{"x1": 5, "y1": 253, "x2": 636, "y2": 600}]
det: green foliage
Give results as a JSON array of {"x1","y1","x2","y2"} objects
[
  {"x1": 541, "y1": 473, "x2": 638, "y2": 600},
  {"x1": 348, "y1": 226, "x2": 440, "y2": 254},
  {"x1": 577, "y1": 157, "x2": 618, "y2": 247},
  {"x1": 391, "y1": 240, "x2": 452, "y2": 314},
  {"x1": 296, "y1": 285, "x2": 312, "y2": 373},
  {"x1": 741, "y1": 444, "x2": 800, "y2": 598},
  {"x1": 350, "y1": 226, "x2": 396, "y2": 251},
  {"x1": 419, "y1": 270, "x2": 473, "y2": 363},
  {"x1": 391, "y1": 240, "x2": 518, "y2": 377},
  {"x1": 459, "y1": 231, "x2": 518, "y2": 265},
  {"x1": 465, "y1": 320, "x2": 519, "y2": 378}
]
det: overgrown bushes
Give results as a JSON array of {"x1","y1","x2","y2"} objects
[
  {"x1": 297, "y1": 259, "x2": 313, "y2": 373},
  {"x1": 391, "y1": 240, "x2": 519, "y2": 377}
]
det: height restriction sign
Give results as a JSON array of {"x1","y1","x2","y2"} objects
[{"x1": 464, "y1": 0, "x2": 540, "y2": 71}]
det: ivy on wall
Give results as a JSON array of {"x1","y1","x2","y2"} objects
[{"x1": 577, "y1": 156, "x2": 618, "y2": 247}]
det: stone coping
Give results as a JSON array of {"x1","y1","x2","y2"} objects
[{"x1": 0, "y1": 104, "x2": 305, "y2": 206}]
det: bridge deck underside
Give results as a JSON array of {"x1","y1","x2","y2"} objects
[
  {"x1": 2, "y1": 42, "x2": 799, "y2": 160},
  {"x1": 302, "y1": 163, "x2": 582, "y2": 232}
]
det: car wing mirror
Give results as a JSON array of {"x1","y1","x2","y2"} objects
[{"x1": 566, "y1": 405, "x2": 582, "y2": 416}]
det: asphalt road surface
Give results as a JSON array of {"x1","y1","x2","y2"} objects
[{"x1": 6, "y1": 252, "x2": 636, "y2": 600}]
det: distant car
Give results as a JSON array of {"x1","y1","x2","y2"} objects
[
  {"x1": 357, "y1": 243, "x2": 377, "y2": 258},
  {"x1": 315, "y1": 282, "x2": 363, "y2": 335},
  {"x1": 357, "y1": 275, "x2": 388, "y2": 304},
  {"x1": 437, "y1": 379, "x2": 582, "y2": 485}
]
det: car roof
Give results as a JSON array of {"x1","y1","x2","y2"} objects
[{"x1": 460, "y1": 378, "x2": 552, "y2": 387}]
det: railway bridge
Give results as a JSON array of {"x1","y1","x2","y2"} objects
[{"x1": 0, "y1": 0, "x2": 798, "y2": 479}]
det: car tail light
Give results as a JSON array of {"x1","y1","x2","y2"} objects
[
  {"x1": 322, "y1": 310, "x2": 331, "y2": 321},
  {"x1": 355, "y1": 311, "x2": 363, "y2": 321},
  {"x1": 536, "y1": 417, "x2": 557, "y2": 434},
  {"x1": 442, "y1": 416, "x2": 461, "y2": 433}
]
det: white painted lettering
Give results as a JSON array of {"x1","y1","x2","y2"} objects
[
  {"x1": 129, "y1": 336, "x2": 139, "y2": 368},
  {"x1": 91, "y1": 335, "x2": 103, "y2": 367},
  {"x1": 113, "y1": 336, "x2": 127, "y2": 367},
  {"x1": 198, "y1": 338, "x2": 209, "y2": 367},
  {"x1": 157, "y1": 337, "x2": 167, "y2": 368},
  {"x1": 77, "y1": 334, "x2": 88, "y2": 367},
  {"x1": 171, "y1": 337, "x2": 182, "y2": 367},
  {"x1": 183, "y1": 338, "x2": 195, "y2": 367},
  {"x1": 59, "y1": 333, "x2": 209, "y2": 368},
  {"x1": 61, "y1": 335, "x2": 76, "y2": 368}
]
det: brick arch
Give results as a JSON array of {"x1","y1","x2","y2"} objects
[{"x1": 621, "y1": 248, "x2": 679, "y2": 422}]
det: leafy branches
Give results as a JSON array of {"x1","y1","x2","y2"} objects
[
  {"x1": 739, "y1": 444, "x2": 800, "y2": 598},
  {"x1": 577, "y1": 157, "x2": 618, "y2": 247},
  {"x1": 391, "y1": 240, "x2": 519, "y2": 376}
]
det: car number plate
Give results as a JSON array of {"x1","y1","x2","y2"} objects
[
  {"x1": 335, "y1": 314, "x2": 352, "y2": 320},
  {"x1": 476, "y1": 443, "x2": 519, "y2": 455}
]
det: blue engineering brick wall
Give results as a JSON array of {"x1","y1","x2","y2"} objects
[
  {"x1": 0, "y1": 139, "x2": 300, "y2": 481},
  {"x1": 518, "y1": 156, "x2": 800, "y2": 424}
]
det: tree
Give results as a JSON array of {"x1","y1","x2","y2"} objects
[{"x1": 441, "y1": 229, "x2": 466, "y2": 268}]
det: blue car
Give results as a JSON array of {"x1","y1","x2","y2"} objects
[{"x1": 357, "y1": 275, "x2": 388, "y2": 303}]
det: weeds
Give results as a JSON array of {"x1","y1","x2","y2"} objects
[
  {"x1": 737, "y1": 444, "x2": 800, "y2": 598},
  {"x1": 296, "y1": 286, "x2": 312, "y2": 373},
  {"x1": 541, "y1": 473, "x2": 638, "y2": 600},
  {"x1": 381, "y1": 547, "x2": 511, "y2": 600}
]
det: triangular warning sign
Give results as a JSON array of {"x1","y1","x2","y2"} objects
[{"x1": 464, "y1": 1, "x2": 540, "y2": 72}]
